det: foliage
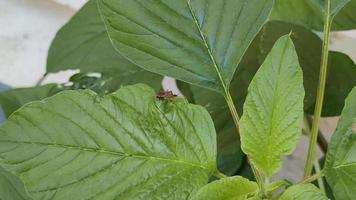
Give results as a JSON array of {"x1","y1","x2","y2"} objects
[{"x1": 0, "y1": 0, "x2": 356, "y2": 199}]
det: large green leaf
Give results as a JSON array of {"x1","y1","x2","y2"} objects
[
  {"x1": 0, "y1": 84, "x2": 61, "y2": 118},
  {"x1": 190, "y1": 176, "x2": 258, "y2": 200},
  {"x1": 0, "y1": 84, "x2": 216, "y2": 200},
  {"x1": 47, "y1": 0, "x2": 162, "y2": 90},
  {"x1": 271, "y1": 0, "x2": 354, "y2": 31},
  {"x1": 324, "y1": 86, "x2": 356, "y2": 200},
  {"x1": 279, "y1": 184, "x2": 328, "y2": 200},
  {"x1": 240, "y1": 35, "x2": 305, "y2": 177},
  {"x1": 98, "y1": 0, "x2": 274, "y2": 93},
  {"x1": 0, "y1": 167, "x2": 32, "y2": 200}
]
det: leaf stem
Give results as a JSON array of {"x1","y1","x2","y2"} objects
[
  {"x1": 224, "y1": 90, "x2": 240, "y2": 134},
  {"x1": 304, "y1": 0, "x2": 332, "y2": 178},
  {"x1": 314, "y1": 160, "x2": 326, "y2": 194},
  {"x1": 213, "y1": 170, "x2": 227, "y2": 179},
  {"x1": 251, "y1": 164, "x2": 269, "y2": 198},
  {"x1": 299, "y1": 171, "x2": 324, "y2": 184}
]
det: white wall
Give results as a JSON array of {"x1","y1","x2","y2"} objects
[{"x1": 0, "y1": 0, "x2": 85, "y2": 88}]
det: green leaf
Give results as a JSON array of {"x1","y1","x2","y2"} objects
[
  {"x1": 240, "y1": 35, "x2": 305, "y2": 177},
  {"x1": 0, "y1": 84, "x2": 61, "y2": 118},
  {"x1": 47, "y1": 0, "x2": 162, "y2": 90},
  {"x1": 98, "y1": 0, "x2": 274, "y2": 93},
  {"x1": 271, "y1": 0, "x2": 354, "y2": 31},
  {"x1": 279, "y1": 184, "x2": 328, "y2": 200},
  {"x1": 0, "y1": 167, "x2": 32, "y2": 200},
  {"x1": 0, "y1": 84, "x2": 216, "y2": 200},
  {"x1": 239, "y1": 21, "x2": 356, "y2": 116},
  {"x1": 190, "y1": 176, "x2": 258, "y2": 200},
  {"x1": 324, "y1": 86, "x2": 356, "y2": 200}
]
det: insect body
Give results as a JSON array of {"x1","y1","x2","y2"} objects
[{"x1": 156, "y1": 90, "x2": 177, "y2": 101}]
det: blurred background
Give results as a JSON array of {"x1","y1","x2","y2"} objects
[{"x1": 0, "y1": 0, "x2": 355, "y2": 182}]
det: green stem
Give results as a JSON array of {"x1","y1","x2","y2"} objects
[
  {"x1": 213, "y1": 170, "x2": 228, "y2": 179},
  {"x1": 314, "y1": 160, "x2": 326, "y2": 194},
  {"x1": 250, "y1": 163, "x2": 268, "y2": 198},
  {"x1": 304, "y1": 0, "x2": 332, "y2": 178},
  {"x1": 225, "y1": 90, "x2": 240, "y2": 134},
  {"x1": 299, "y1": 171, "x2": 324, "y2": 184}
]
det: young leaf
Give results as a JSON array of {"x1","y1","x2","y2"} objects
[
  {"x1": 271, "y1": 0, "x2": 355, "y2": 31},
  {"x1": 279, "y1": 184, "x2": 328, "y2": 200},
  {"x1": 240, "y1": 35, "x2": 305, "y2": 177},
  {"x1": 0, "y1": 167, "x2": 32, "y2": 200},
  {"x1": 324, "y1": 86, "x2": 356, "y2": 200},
  {"x1": 0, "y1": 84, "x2": 216, "y2": 200},
  {"x1": 190, "y1": 176, "x2": 258, "y2": 200},
  {"x1": 47, "y1": 0, "x2": 162, "y2": 90},
  {"x1": 0, "y1": 84, "x2": 61, "y2": 118},
  {"x1": 98, "y1": 0, "x2": 274, "y2": 93}
]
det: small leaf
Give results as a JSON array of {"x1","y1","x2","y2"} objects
[
  {"x1": 271, "y1": 0, "x2": 354, "y2": 31},
  {"x1": 98, "y1": 0, "x2": 274, "y2": 93},
  {"x1": 47, "y1": 0, "x2": 162, "y2": 90},
  {"x1": 240, "y1": 35, "x2": 305, "y2": 176},
  {"x1": 324, "y1": 86, "x2": 356, "y2": 200},
  {"x1": 190, "y1": 176, "x2": 258, "y2": 200},
  {"x1": 0, "y1": 84, "x2": 61, "y2": 118},
  {"x1": 0, "y1": 167, "x2": 32, "y2": 200},
  {"x1": 0, "y1": 84, "x2": 216, "y2": 200},
  {"x1": 279, "y1": 184, "x2": 328, "y2": 200}
]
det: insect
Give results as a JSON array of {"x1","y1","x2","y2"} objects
[{"x1": 156, "y1": 90, "x2": 177, "y2": 101}]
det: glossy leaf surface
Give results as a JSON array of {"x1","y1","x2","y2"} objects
[
  {"x1": 0, "y1": 84, "x2": 216, "y2": 200},
  {"x1": 99, "y1": 0, "x2": 273, "y2": 93}
]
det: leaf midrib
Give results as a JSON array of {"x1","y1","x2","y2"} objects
[
  {"x1": 0, "y1": 140, "x2": 210, "y2": 170},
  {"x1": 186, "y1": 0, "x2": 229, "y2": 93}
]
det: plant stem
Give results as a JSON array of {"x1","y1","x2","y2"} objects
[
  {"x1": 305, "y1": 115, "x2": 328, "y2": 154},
  {"x1": 314, "y1": 160, "x2": 326, "y2": 194},
  {"x1": 36, "y1": 73, "x2": 48, "y2": 86},
  {"x1": 224, "y1": 90, "x2": 240, "y2": 135},
  {"x1": 304, "y1": 0, "x2": 332, "y2": 178},
  {"x1": 299, "y1": 171, "x2": 324, "y2": 184},
  {"x1": 213, "y1": 170, "x2": 227, "y2": 179},
  {"x1": 250, "y1": 164, "x2": 268, "y2": 198}
]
